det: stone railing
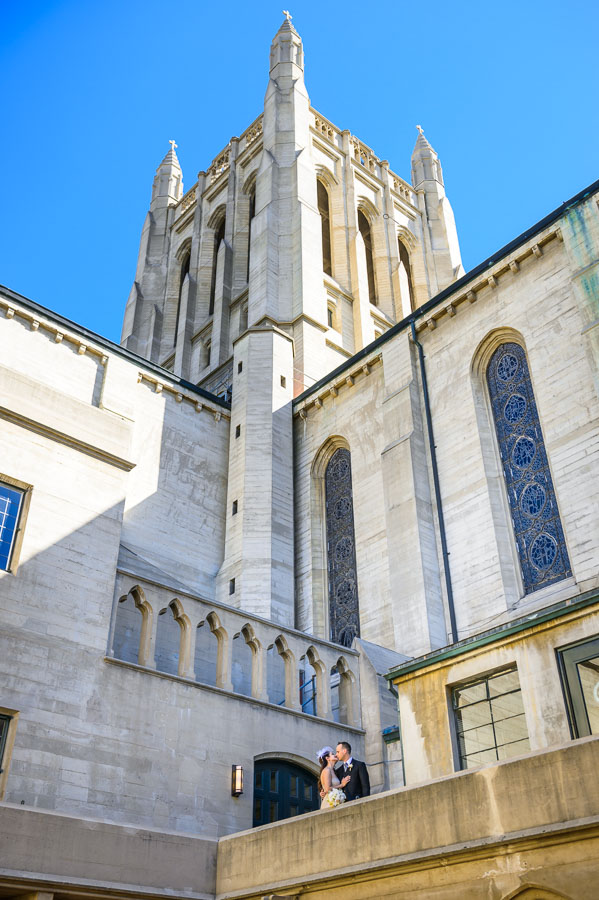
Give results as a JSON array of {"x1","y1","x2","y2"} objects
[
  {"x1": 313, "y1": 113, "x2": 338, "y2": 143},
  {"x1": 109, "y1": 572, "x2": 361, "y2": 727},
  {"x1": 175, "y1": 184, "x2": 197, "y2": 217},
  {"x1": 239, "y1": 115, "x2": 263, "y2": 153},
  {"x1": 350, "y1": 137, "x2": 378, "y2": 174},
  {"x1": 390, "y1": 171, "x2": 413, "y2": 203},
  {"x1": 207, "y1": 146, "x2": 231, "y2": 184}
]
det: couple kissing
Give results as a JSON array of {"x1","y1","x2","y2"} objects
[{"x1": 318, "y1": 741, "x2": 370, "y2": 809}]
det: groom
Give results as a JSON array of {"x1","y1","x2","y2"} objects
[{"x1": 335, "y1": 741, "x2": 370, "y2": 801}]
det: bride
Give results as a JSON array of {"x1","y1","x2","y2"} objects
[{"x1": 318, "y1": 746, "x2": 350, "y2": 809}]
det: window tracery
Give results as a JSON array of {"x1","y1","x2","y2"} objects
[
  {"x1": 487, "y1": 342, "x2": 571, "y2": 593},
  {"x1": 325, "y1": 448, "x2": 360, "y2": 647}
]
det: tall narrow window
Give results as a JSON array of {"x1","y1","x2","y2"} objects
[
  {"x1": 247, "y1": 188, "x2": 256, "y2": 283},
  {"x1": 398, "y1": 239, "x2": 414, "y2": 311},
  {"x1": 209, "y1": 218, "x2": 226, "y2": 316},
  {"x1": 357, "y1": 210, "x2": 376, "y2": 305},
  {"x1": 317, "y1": 180, "x2": 332, "y2": 276},
  {"x1": 325, "y1": 448, "x2": 360, "y2": 647},
  {"x1": 487, "y1": 342, "x2": 571, "y2": 594},
  {"x1": 174, "y1": 251, "x2": 190, "y2": 345}
]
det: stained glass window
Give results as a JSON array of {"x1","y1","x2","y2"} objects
[
  {"x1": 325, "y1": 448, "x2": 360, "y2": 646},
  {"x1": 487, "y1": 342, "x2": 571, "y2": 594},
  {"x1": 0, "y1": 482, "x2": 24, "y2": 571}
]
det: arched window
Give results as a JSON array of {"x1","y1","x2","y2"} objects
[
  {"x1": 174, "y1": 251, "x2": 190, "y2": 345},
  {"x1": 325, "y1": 447, "x2": 360, "y2": 646},
  {"x1": 398, "y1": 239, "x2": 414, "y2": 311},
  {"x1": 317, "y1": 180, "x2": 332, "y2": 276},
  {"x1": 487, "y1": 342, "x2": 571, "y2": 594},
  {"x1": 209, "y1": 218, "x2": 226, "y2": 316},
  {"x1": 247, "y1": 187, "x2": 255, "y2": 283},
  {"x1": 358, "y1": 210, "x2": 376, "y2": 305}
]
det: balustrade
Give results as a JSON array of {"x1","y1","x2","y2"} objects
[{"x1": 111, "y1": 576, "x2": 360, "y2": 726}]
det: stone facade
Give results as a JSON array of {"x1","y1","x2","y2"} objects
[{"x1": 1, "y1": 13, "x2": 599, "y2": 900}]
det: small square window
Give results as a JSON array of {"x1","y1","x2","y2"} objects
[
  {"x1": 232, "y1": 500, "x2": 238, "y2": 515},
  {"x1": 229, "y1": 578, "x2": 236, "y2": 595},
  {"x1": 235, "y1": 424, "x2": 241, "y2": 438},
  {"x1": 0, "y1": 480, "x2": 28, "y2": 573},
  {"x1": 280, "y1": 375, "x2": 286, "y2": 388},
  {"x1": 451, "y1": 667, "x2": 529, "y2": 770},
  {"x1": 238, "y1": 361, "x2": 243, "y2": 374}
]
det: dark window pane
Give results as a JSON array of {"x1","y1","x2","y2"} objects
[
  {"x1": 253, "y1": 798, "x2": 262, "y2": 821},
  {"x1": 493, "y1": 713, "x2": 529, "y2": 746},
  {"x1": 289, "y1": 775, "x2": 298, "y2": 797},
  {"x1": 458, "y1": 724, "x2": 496, "y2": 757},
  {"x1": 497, "y1": 738, "x2": 530, "y2": 760},
  {"x1": 269, "y1": 771, "x2": 278, "y2": 792},
  {"x1": 488, "y1": 669, "x2": 521, "y2": 697},
  {"x1": 268, "y1": 801, "x2": 278, "y2": 822},
  {"x1": 303, "y1": 782, "x2": 312, "y2": 801},
  {"x1": 490, "y1": 692, "x2": 525, "y2": 722},
  {"x1": 453, "y1": 680, "x2": 487, "y2": 708},
  {"x1": 455, "y1": 703, "x2": 493, "y2": 733},
  {"x1": 577, "y1": 657, "x2": 599, "y2": 733},
  {"x1": 463, "y1": 748, "x2": 498, "y2": 768}
]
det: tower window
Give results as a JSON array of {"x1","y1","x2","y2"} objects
[
  {"x1": 247, "y1": 187, "x2": 256, "y2": 283},
  {"x1": 174, "y1": 251, "x2": 190, "y2": 345},
  {"x1": 232, "y1": 500, "x2": 238, "y2": 515},
  {"x1": 398, "y1": 239, "x2": 414, "y2": 311},
  {"x1": 487, "y1": 342, "x2": 571, "y2": 594},
  {"x1": 229, "y1": 578, "x2": 236, "y2": 595},
  {"x1": 358, "y1": 210, "x2": 376, "y2": 305},
  {"x1": 235, "y1": 424, "x2": 241, "y2": 438},
  {"x1": 209, "y1": 218, "x2": 226, "y2": 316},
  {"x1": 317, "y1": 180, "x2": 332, "y2": 276}
]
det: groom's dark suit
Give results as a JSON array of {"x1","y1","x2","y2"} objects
[{"x1": 336, "y1": 757, "x2": 370, "y2": 801}]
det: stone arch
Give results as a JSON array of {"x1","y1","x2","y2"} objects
[
  {"x1": 471, "y1": 328, "x2": 572, "y2": 602},
  {"x1": 306, "y1": 645, "x2": 330, "y2": 719},
  {"x1": 335, "y1": 656, "x2": 357, "y2": 726},
  {"x1": 397, "y1": 233, "x2": 415, "y2": 314},
  {"x1": 206, "y1": 611, "x2": 233, "y2": 691},
  {"x1": 501, "y1": 887, "x2": 573, "y2": 900},
  {"x1": 206, "y1": 206, "x2": 226, "y2": 318},
  {"x1": 113, "y1": 585, "x2": 151, "y2": 666},
  {"x1": 272, "y1": 635, "x2": 299, "y2": 710},
  {"x1": 207, "y1": 204, "x2": 227, "y2": 231},
  {"x1": 356, "y1": 196, "x2": 379, "y2": 221},
  {"x1": 194, "y1": 613, "x2": 218, "y2": 686},
  {"x1": 252, "y1": 754, "x2": 320, "y2": 825},
  {"x1": 314, "y1": 164, "x2": 339, "y2": 188},
  {"x1": 231, "y1": 623, "x2": 254, "y2": 697},
  {"x1": 241, "y1": 623, "x2": 268, "y2": 700}
]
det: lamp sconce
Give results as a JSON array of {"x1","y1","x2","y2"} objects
[{"x1": 231, "y1": 764, "x2": 244, "y2": 797}]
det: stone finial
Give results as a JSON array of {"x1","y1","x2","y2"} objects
[
  {"x1": 416, "y1": 124, "x2": 424, "y2": 135},
  {"x1": 282, "y1": 9, "x2": 292, "y2": 21}
]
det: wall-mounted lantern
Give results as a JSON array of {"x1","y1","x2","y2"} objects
[{"x1": 231, "y1": 764, "x2": 244, "y2": 797}]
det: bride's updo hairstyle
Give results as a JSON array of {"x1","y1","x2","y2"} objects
[{"x1": 317, "y1": 745, "x2": 334, "y2": 792}]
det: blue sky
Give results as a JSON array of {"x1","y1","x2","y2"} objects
[{"x1": 1, "y1": 0, "x2": 597, "y2": 344}]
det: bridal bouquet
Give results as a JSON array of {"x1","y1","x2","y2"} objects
[{"x1": 323, "y1": 787, "x2": 346, "y2": 808}]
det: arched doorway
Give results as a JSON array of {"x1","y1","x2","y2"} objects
[{"x1": 253, "y1": 758, "x2": 319, "y2": 826}]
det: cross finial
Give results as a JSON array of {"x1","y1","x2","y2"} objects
[
  {"x1": 416, "y1": 125, "x2": 424, "y2": 135},
  {"x1": 169, "y1": 139, "x2": 178, "y2": 151},
  {"x1": 282, "y1": 9, "x2": 292, "y2": 22}
]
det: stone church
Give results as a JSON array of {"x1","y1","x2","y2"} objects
[{"x1": 1, "y1": 14, "x2": 599, "y2": 900}]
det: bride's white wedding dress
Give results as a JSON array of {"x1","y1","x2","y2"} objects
[{"x1": 320, "y1": 767, "x2": 342, "y2": 809}]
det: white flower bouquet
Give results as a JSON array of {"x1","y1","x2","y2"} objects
[{"x1": 323, "y1": 787, "x2": 346, "y2": 808}]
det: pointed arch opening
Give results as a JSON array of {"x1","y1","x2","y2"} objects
[
  {"x1": 357, "y1": 209, "x2": 376, "y2": 305},
  {"x1": 397, "y1": 238, "x2": 414, "y2": 312},
  {"x1": 209, "y1": 215, "x2": 226, "y2": 316},
  {"x1": 317, "y1": 179, "x2": 332, "y2": 276},
  {"x1": 174, "y1": 249, "x2": 191, "y2": 345}
]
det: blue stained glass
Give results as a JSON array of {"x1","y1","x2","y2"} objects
[
  {"x1": 504, "y1": 394, "x2": 527, "y2": 423},
  {"x1": 325, "y1": 448, "x2": 360, "y2": 647},
  {"x1": 0, "y1": 484, "x2": 24, "y2": 571},
  {"x1": 487, "y1": 343, "x2": 571, "y2": 594}
]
